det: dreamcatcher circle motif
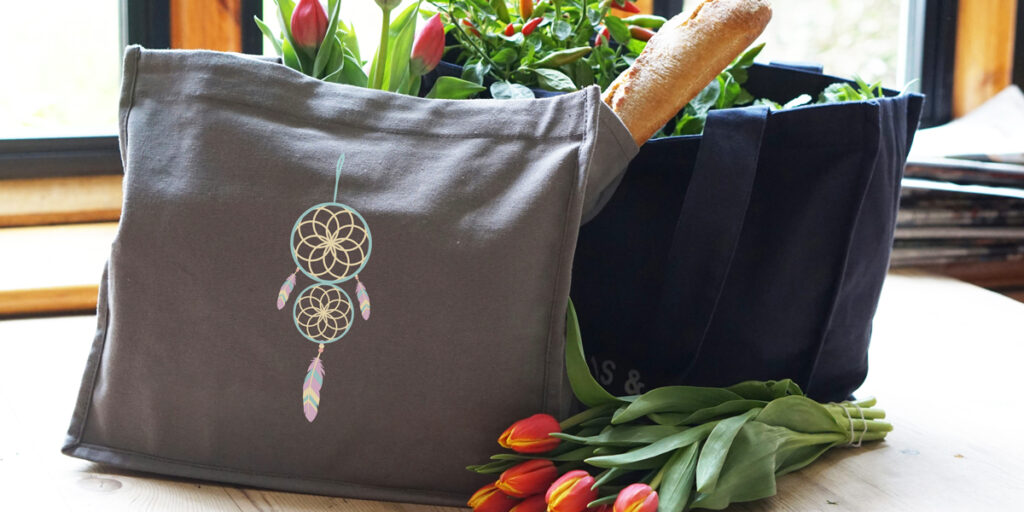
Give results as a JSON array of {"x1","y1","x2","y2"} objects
[{"x1": 275, "y1": 154, "x2": 372, "y2": 422}]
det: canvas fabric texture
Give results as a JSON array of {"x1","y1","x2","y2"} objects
[{"x1": 63, "y1": 46, "x2": 638, "y2": 505}]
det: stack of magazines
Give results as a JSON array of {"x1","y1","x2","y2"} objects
[{"x1": 895, "y1": 86, "x2": 1024, "y2": 268}]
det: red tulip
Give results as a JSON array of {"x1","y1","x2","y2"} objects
[
  {"x1": 496, "y1": 459, "x2": 560, "y2": 498},
  {"x1": 410, "y1": 14, "x2": 444, "y2": 76},
  {"x1": 545, "y1": 470, "x2": 599, "y2": 512},
  {"x1": 510, "y1": 494, "x2": 547, "y2": 512},
  {"x1": 290, "y1": 0, "x2": 328, "y2": 51},
  {"x1": 498, "y1": 413, "x2": 561, "y2": 454},
  {"x1": 469, "y1": 482, "x2": 521, "y2": 512},
  {"x1": 612, "y1": 484, "x2": 658, "y2": 512},
  {"x1": 589, "y1": 505, "x2": 613, "y2": 512}
]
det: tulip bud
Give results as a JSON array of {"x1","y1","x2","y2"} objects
[
  {"x1": 498, "y1": 413, "x2": 561, "y2": 454},
  {"x1": 375, "y1": 0, "x2": 403, "y2": 10},
  {"x1": 545, "y1": 470, "x2": 599, "y2": 512},
  {"x1": 496, "y1": 459, "x2": 560, "y2": 498},
  {"x1": 589, "y1": 505, "x2": 613, "y2": 512},
  {"x1": 612, "y1": 484, "x2": 658, "y2": 512},
  {"x1": 290, "y1": 0, "x2": 329, "y2": 51},
  {"x1": 469, "y1": 482, "x2": 521, "y2": 512},
  {"x1": 510, "y1": 495, "x2": 547, "y2": 512},
  {"x1": 409, "y1": 14, "x2": 444, "y2": 76}
]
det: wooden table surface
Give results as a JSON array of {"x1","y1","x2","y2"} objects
[{"x1": 2, "y1": 271, "x2": 1023, "y2": 511}]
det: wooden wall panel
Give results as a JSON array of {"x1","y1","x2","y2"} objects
[
  {"x1": 953, "y1": 0, "x2": 1018, "y2": 117},
  {"x1": 170, "y1": 0, "x2": 243, "y2": 51}
]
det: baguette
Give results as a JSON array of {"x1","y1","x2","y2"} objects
[{"x1": 602, "y1": 0, "x2": 772, "y2": 146}]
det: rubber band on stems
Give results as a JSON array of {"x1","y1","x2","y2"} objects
[{"x1": 837, "y1": 401, "x2": 869, "y2": 447}]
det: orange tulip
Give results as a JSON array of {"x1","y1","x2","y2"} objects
[
  {"x1": 496, "y1": 459, "x2": 560, "y2": 498},
  {"x1": 498, "y1": 413, "x2": 561, "y2": 454},
  {"x1": 510, "y1": 494, "x2": 547, "y2": 512},
  {"x1": 612, "y1": 484, "x2": 658, "y2": 512},
  {"x1": 469, "y1": 482, "x2": 521, "y2": 512},
  {"x1": 545, "y1": 470, "x2": 598, "y2": 512}
]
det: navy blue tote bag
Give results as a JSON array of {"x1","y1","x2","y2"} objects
[{"x1": 570, "y1": 64, "x2": 924, "y2": 402}]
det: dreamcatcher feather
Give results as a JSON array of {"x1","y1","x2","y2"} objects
[
  {"x1": 303, "y1": 345, "x2": 325, "y2": 422},
  {"x1": 356, "y1": 276, "x2": 371, "y2": 320},
  {"x1": 277, "y1": 153, "x2": 372, "y2": 423},
  {"x1": 277, "y1": 271, "x2": 297, "y2": 310}
]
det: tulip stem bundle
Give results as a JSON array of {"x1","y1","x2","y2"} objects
[{"x1": 467, "y1": 302, "x2": 893, "y2": 512}]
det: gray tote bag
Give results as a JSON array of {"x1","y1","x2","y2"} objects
[{"x1": 63, "y1": 46, "x2": 638, "y2": 505}]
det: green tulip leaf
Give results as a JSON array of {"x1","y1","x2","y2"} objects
[
  {"x1": 565, "y1": 300, "x2": 626, "y2": 407},
  {"x1": 281, "y1": 38, "x2": 302, "y2": 72},
  {"x1": 585, "y1": 422, "x2": 715, "y2": 468},
  {"x1": 338, "y1": 50, "x2": 369, "y2": 87},
  {"x1": 591, "y1": 467, "x2": 627, "y2": 490},
  {"x1": 653, "y1": 399, "x2": 767, "y2": 426},
  {"x1": 337, "y1": 19, "x2": 362, "y2": 63},
  {"x1": 312, "y1": 0, "x2": 344, "y2": 78},
  {"x1": 656, "y1": 443, "x2": 700, "y2": 512},
  {"x1": 587, "y1": 495, "x2": 618, "y2": 508},
  {"x1": 756, "y1": 396, "x2": 845, "y2": 435},
  {"x1": 552, "y1": 425, "x2": 687, "y2": 447},
  {"x1": 384, "y1": 0, "x2": 423, "y2": 92},
  {"x1": 490, "y1": 445, "x2": 597, "y2": 462},
  {"x1": 695, "y1": 408, "x2": 762, "y2": 493},
  {"x1": 254, "y1": 16, "x2": 283, "y2": 56},
  {"x1": 322, "y1": 36, "x2": 347, "y2": 83},
  {"x1": 611, "y1": 386, "x2": 742, "y2": 425},
  {"x1": 273, "y1": 0, "x2": 311, "y2": 73},
  {"x1": 725, "y1": 380, "x2": 803, "y2": 401},
  {"x1": 466, "y1": 460, "x2": 517, "y2": 474},
  {"x1": 690, "y1": 422, "x2": 789, "y2": 509}
]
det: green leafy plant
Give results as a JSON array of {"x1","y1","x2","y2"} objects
[
  {"x1": 466, "y1": 301, "x2": 892, "y2": 512},
  {"x1": 428, "y1": 0, "x2": 664, "y2": 98},
  {"x1": 661, "y1": 43, "x2": 889, "y2": 137}
]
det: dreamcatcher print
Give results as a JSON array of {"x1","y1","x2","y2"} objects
[{"x1": 276, "y1": 154, "x2": 372, "y2": 422}]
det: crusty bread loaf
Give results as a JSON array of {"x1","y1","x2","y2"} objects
[{"x1": 603, "y1": 0, "x2": 772, "y2": 146}]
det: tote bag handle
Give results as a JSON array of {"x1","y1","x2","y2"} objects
[{"x1": 651, "y1": 106, "x2": 769, "y2": 381}]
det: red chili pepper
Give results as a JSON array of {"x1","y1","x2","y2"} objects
[
  {"x1": 628, "y1": 25, "x2": 655, "y2": 41},
  {"x1": 522, "y1": 17, "x2": 543, "y2": 36},
  {"x1": 612, "y1": 0, "x2": 641, "y2": 14},
  {"x1": 461, "y1": 18, "x2": 481, "y2": 37},
  {"x1": 595, "y1": 26, "x2": 610, "y2": 46},
  {"x1": 504, "y1": 23, "x2": 516, "y2": 36}
]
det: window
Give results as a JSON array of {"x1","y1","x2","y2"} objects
[{"x1": 1, "y1": 1, "x2": 122, "y2": 139}]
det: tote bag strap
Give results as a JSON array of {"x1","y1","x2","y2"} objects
[{"x1": 651, "y1": 106, "x2": 769, "y2": 381}]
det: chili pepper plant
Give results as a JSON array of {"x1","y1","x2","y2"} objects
[
  {"x1": 427, "y1": 0, "x2": 667, "y2": 98},
  {"x1": 467, "y1": 302, "x2": 893, "y2": 512}
]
